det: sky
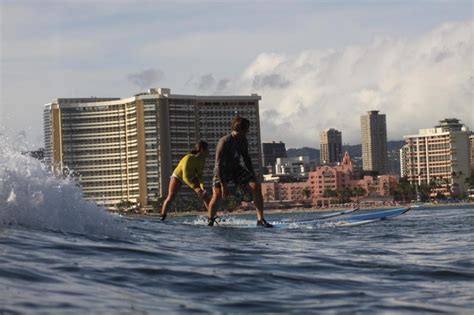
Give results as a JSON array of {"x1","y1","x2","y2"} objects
[{"x1": 0, "y1": 0, "x2": 473, "y2": 149}]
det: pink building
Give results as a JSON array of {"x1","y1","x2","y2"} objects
[
  {"x1": 262, "y1": 152, "x2": 398, "y2": 205},
  {"x1": 262, "y1": 182, "x2": 309, "y2": 202}
]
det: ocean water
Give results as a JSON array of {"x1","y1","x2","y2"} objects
[{"x1": 1, "y1": 142, "x2": 474, "y2": 314}]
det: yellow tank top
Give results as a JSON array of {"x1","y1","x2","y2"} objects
[{"x1": 172, "y1": 154, "x2": 206, "y2": 189}]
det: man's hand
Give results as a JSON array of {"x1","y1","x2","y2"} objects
[
  {"x1": 196, "y1": 189, "x2": 208, "y2": 199},
  {"x1": 221, "y1": 184, "x2": 230, "y2": 199}
]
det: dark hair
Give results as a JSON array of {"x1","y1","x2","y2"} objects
[
  {"x1": 190, "y1": 140, "x2": 208, "y2": 154},
  {"x1": 231, "y1": 115, "x2": 250, "y2": 132}
]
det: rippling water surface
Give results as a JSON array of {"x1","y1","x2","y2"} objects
[
  {"x1": 1, "y1": 206, "x2": 473, "y2": 314},
  {"x1": 1, "y1": 141, "x2": 473, "y2": 314}
]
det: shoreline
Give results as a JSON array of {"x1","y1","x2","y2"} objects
[{"x1": 125, "y1": 201, "x2": 474, "y2": 219}]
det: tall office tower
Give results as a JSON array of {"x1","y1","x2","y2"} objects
[
  {"x1": 320, "y1": 128, "x2": 342, "y2": 164},
  {"x1": 262, "y1": 141, "x2": 287, "y2": 174},
  {"x1": 360, "y1": 110, "x2": 388, "y2": 174},
  {"x1": 401, "y1": 118, "x2": 471, "y2": 196},
  {"x1": 44, "y1": 88, "x2": 262, "y2": 209},
  {"x1": 469, "y1": 134, "x2": 474, "y2": 173}
]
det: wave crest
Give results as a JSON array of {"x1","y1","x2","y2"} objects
[{"x1": 0, "y1": 137, "x2": 128, "y2": 238}]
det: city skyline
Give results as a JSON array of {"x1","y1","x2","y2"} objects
[
  {"x1": 43, "y1": 88, "x2": 263, "y2": 207},
  {"x1": 1, "y1": 1, "x2": 472, "y2": 149},
  {"x1": 1, "y1": 3, "x2": 473, "y2": 314}
]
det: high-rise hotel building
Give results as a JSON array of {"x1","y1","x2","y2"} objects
[
  {"x1": 400, "y1": 118, "x2": 471, "y2": 196},
  {"x1": 44, "y1": 88, "x2": 262, "y2": 209},
  {"x1": 320, "y1": 128, "x2": 342, "y2": 164},
  {"x1": 360, "y1": 110, "x2": 388, "y2": 174},
  {"x1": 470, "y1": 134, "x2": 474, "y2": 173},
  {"x1": 262, "y1": 141, "x2": 287, "y2": 174}
]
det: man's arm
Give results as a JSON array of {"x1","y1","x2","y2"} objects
[
  {"x1": 214, "y1": 136, "x2": 226, "y2": 181},
  {"x1": 241, "y1": 137, "x2": 255, "y2": 175},
  {"x1": 196, "y1": 159, "x2": 205, "y2": 190}
]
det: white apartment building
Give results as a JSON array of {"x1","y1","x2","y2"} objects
[
  {"x1": 401, "y1": 118, "x2": 471, "y2": 196},
  {"x1": 274, "y1": 156, "x2": 313, "y2": 179},
  {"x1": 44, "y1": 88, "x2": 262, "y2": 209}
]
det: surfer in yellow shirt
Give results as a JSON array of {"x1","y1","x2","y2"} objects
[{"x1": 160, "y1": 141, "x2": 210, "y2": 221}]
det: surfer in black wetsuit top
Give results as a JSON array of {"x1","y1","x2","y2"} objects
[{"x1": 207, "y1": 115, "x2": 273, "y2": 228}]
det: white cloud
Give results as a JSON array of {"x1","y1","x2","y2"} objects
[
  {"x1": 216, "y1": 78, "x2": 230, "y2": 92},
  {"x1": 221, "y1": 21, "x2": 473, "y2": 147},
  {"x1": 127, "y1": 68, "x2": 164, "y2": 89},
  {"x1": 1, "y1": 2, "x2": 472, "y2": 150},
  {"x1": 195, "y1": 74, "x2": 215, "y2": 91}
]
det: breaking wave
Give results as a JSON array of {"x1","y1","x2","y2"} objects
[{"x1": 0, "y1": 135, "x2": 128, "y2": 238}]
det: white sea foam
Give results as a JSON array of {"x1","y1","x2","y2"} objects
[
  {"x1": 0, "y1": 136, "x2": 128, "y2": 238},
  {"x1": 184, "y1": 216, "x2": 323, "y2": 229}
]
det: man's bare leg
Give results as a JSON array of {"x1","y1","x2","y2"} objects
[
  {"x1": 248, "y1": 181, "x2": 264, "y2": 221},
  {"x1": 248, "y1": 181, "x2": 272, "y2": 227},
  {"x1": 207, "y1": 186, "x2": 222, "y2": 220}
]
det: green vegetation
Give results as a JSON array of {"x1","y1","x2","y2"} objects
[
  {"x1": 465, "y1": 171, "x2": 474, "y2": 189},
  {"x1": 302, "y1": 187, "x2": 311, "y2": 199},
  {"x1": 323, "y1": 187, "x2": 365, "y2": 204},
  {"x1": 392, "y1": 177, "x2": 416, "y2": 202},
  {"x1": 116, "y1": 200, "x2": 137, "y2": 212}
]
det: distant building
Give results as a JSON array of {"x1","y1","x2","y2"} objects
[
  {"x1": 262, "y1": 181, "x2": 309, "y2": 202},
  {"x1": 387, "y1": 148, "x2": 401, "y2": 175},
  {"x1": 360, "y1": 110, "x2": 388, "y2": 174},
  {"x1": 43, "y1": 88, "x2": 262, "y2": 209},
  {"x1": 262, "y1": 141, "x2": 287, "y2": 174},
  {"x1": 401, "y1": 118, "x2": 471, "y2": 196},
  {"x1": 400, "y1": 145, "x2": 408, "y2": 178},
  {"x1": 274, "y1": 156, "x2": 313, "y2": 179},
  {"x1": 470, "y1": 135, "x2": 474, "y2": 173},
  {"x1": 320, "y1": 128, "x2": 342, "y2": 164},
  {"x1": 435, "y1": 118, "x2": 465, "y2": 132},
  {"x1": 262, "y1": 151, "x2": 398, "y2": 206}
]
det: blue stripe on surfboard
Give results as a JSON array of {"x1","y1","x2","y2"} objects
[
  {"x1": 341, "y1": 207, "x2": 410, "y2": 222},
  {"x1": 290, "y1": 207, "x2": 410, "y2": 226},
  {"x1": 326, "y1": 208, "x2": 411, "y2": 227},
  {"x1": 280, "y1": 207, "x2": 360, "y2": 224},
  {"x1": 319, "y1": 207, "x2": 360, "y2": 219},
  {"x1": 328, "y1": 219, "x2": 381, "y2": 227}
]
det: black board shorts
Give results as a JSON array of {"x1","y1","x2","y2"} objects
[{"x1": 213, "y1": 165, "x2": 256, "y2": 188}]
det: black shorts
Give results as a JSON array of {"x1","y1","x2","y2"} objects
[{"x1": 213, "y1": 165, "x2": 256, "y2": 187}]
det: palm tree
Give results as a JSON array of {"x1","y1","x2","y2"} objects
[
  {"x1": 428, "y1": 179, "x2": 437, "y2": 198},
  {"x1": 353, "y1": 187, "x2": 366, "y2": 199},
  {"x1": 264, "y1": 190, "x2": 274, "y2": 202},
  {"x1": 336, "y1": 187, "x2": 353, "y2": 203},
  {"x1": 302, "y1": 187, "x2": 311, "y2": 199},
  {"x1": 394, "y1": 177, "x2": 415, "y2": 202},
  {"x1": 323, "y1": 188, "x2": 337, "y2": 198},
  {"x1": 417, "y1": 183, "x2": 431, "y2": 202},
  {"x1": 464, "y1": 173, "x2": 474, "y2": 188}
]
